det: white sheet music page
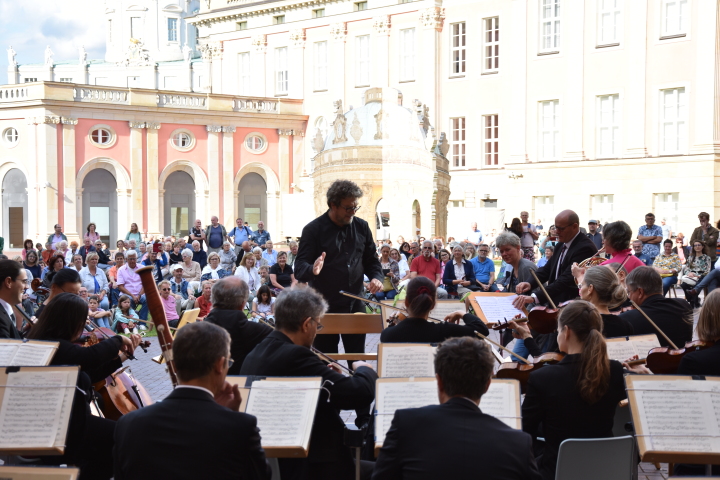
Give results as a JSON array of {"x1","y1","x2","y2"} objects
[
  {"x1": 630, "y1": 335, "x2": 661, "y2": 359},
  {"x1": 480, "y1": 381, "x2": 521, "y2": 429},
  {"x1": 0, "y1": 370, "x2": 69, "y2": 448},
  {"x1": 605, "y1": 339, "x2": 639, "y2": 362},
  {"x1": 11, "y1": 344, "x2": 57, "y2": 366},
  {"x1": 375, "y1": 379, "x2": 438, "y2": 445},
  {"x1": 632, "y1": 379, "x2": 720, "y2": 453},
  {"x1": 474, "y1": 295, "x2": 524, "y2": 324},
  {"x1": 0, "y1": 345, "x2": 19, "y2": 366},
  {"x1": 245, "y1": 379, "x2": 319, "y2": 448},
  {"x1": 380, "y1": 345, "x2": 436, "y2": 378},
  {"x1": 429, "y1": 301, "x2": 466, "y2": 322}
]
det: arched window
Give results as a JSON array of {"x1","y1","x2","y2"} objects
[{"x1": 2, "y1": 127, "x2": 18, "y2": 147}]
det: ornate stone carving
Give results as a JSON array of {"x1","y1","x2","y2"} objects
[
  {"x1": 331, "y1": 100, "x2": 347, "y2": 143},
  {"x1": 146, "y1": 122, "x2": 161, "y2": 130},
  {"x1": 374, "y1": 108, "x2": 390, "y2": 140},
  {"x1": 222, "y1": 126, "x2": 236, "y2": 133},
  {"x1": 329, "y1": 23, "x2": 347, "y2": 42},
  {"x1": 117, "y1": 39, "x2": 153, "y2": 67},
  {"x1": 278, "y1": 129, "x2": 294, "y2": 136},
  {"x1": 7, "y1": 45, "x2": 17, "y2": 67},
  {"x1": 251, "y1": 35, "x2": 267, "y2": 53},
  {"x1": 350, "y1": 113, "x2": 363, "y2": 144},
  {"x1": 312, "y1": 129, "x2": 325, "y2": 153},
  {"x1": 128, "y1": 121, "x2": 146, "y2": 129},
  {"x1": 206, "y1": 125, "x2": 223, "y2": 133},
  {"x1": 433, "y1": 132, "x2": 450, "y2": 158},
  {"x1": 420, "y1": 7, "x2": 445, "y2": 31},
  {"x1": 290, "y1": 29, "x2": 306, "y2": 48},
  {"x1": 38, "y1": 116, "x2": 61, "y2": 124},
  {"x1": 44, "y1": 45, "x2": 54, "y2": 66},
  {"x1": 198, "y1": 42, "x2": 222, "y2": 60},
  {"x1": 372, "y1": 16, "x2": 391, "y2": 35},
  {"x1": 313, "y1": 182, "x2": 325, "y2": 216},
  {"x1": 414, "y1": 99, "x2": 431, "y2": 136},
  {"x1": 61, "y1": 117, "x2": 78, "y2": 125}
]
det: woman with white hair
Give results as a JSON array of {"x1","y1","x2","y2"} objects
[
  {"x1": 219, "y1": 241, "x2": 237, "y2": 272},
  {"x1": 201, "y1": 252, "x2": 232, "y2": 284},
  {"x1": 253, "y1": 246, "x2": 269, "y2": 268},
  {"x1": 235, "y1": 253, "x2": 261, "y2": 302},
  {"x1": 80, "y1": 252, "x2": 110, "y2": 310},
  {"x1": 180, "y1": 248, "x2": 202, "y2": 294}
]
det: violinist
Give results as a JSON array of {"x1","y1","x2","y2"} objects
[
  {"x1": 34, "y1": 268, "x2": 82, "y2": 319},
  {"x1": 619, "y1": 266, "x2": 692, "y2": 348},
  {"x1": 522, "y1": 301, "x2": 626, "y2": 480},
  {"x1": 380, "y1": 276, "x2": 489, "y2": 344},
  {"x1": 575, "y1": 265, "x2": 634, "y2": 338},
  {"x1": 678, "y1": 289, "x2": 720, "y2": 376}
]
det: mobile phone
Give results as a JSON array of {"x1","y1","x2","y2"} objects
[
  {"x1": 382, "y1": 268, "x2": 390, "y2": 276},
  {"x1": 152, "y1": 242, "x2": 163, "y2": 253}
]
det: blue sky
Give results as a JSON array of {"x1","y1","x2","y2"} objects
[{"x1": 0, "y1": 0, "x2": 105, "y2": 80}]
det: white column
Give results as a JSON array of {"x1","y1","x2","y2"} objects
[
  {"x1": 329, "y1": 23, "x2": 347, "y2": 104},
  {"x1": 289, "y1": 29, "x2": 306, "y2": 99},
  {"x1": 419, "y1": 8, "x2": 444, "y2": 138},
  {"x1": 278, "y1": 130, "x2": 292, "y2": 195},
  {"x1": 36, "y1": 116, "x2": 60, "y2": 239},
  {"x1": 128, "y1": 121, "x2": 145, "y2": 229},
  {"x1": 61, "y1": 117, "x2": 78, "y2": 240},
  {"x1": 222, "y1": 126, "x2": 236, "y2": 226},
  {"x1": 251, "y1": 35, "x2": 267, "y2": 97},
  {"x1": 146, "y1": 122, "x2": 161, "y2": 238},
  {"x1": 507, "y1": 1, "x2": 528, "y2": 164},
  {"x1": 623, "y1": 0, "x2": 648, "y2": 158},
  {"x1": 373, "y1": 16, "x2": 391, "y2": 87},
  {"x1": 7, "y1": 65, "x2": 18, "y2": 84},
  {"x1": 561, "y1": 0, "x2": 586, "y2": 161},
  {"x1": 117, "y1": 189, "x2": 130, "y2": 238},
  {"x1": 690, "y1": 0, "x2": 720, "y2": 154},
  {"x1": 158, "y1": 189, "x2": 165, "y2": 235},
  {"x1": 292, "y1": 131, "x2": 307, "y2": 183},
  {"x1": 206, "y1": 125, "x2": 222, "y2": 217}
]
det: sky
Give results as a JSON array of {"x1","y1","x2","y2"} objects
[{"x1": 0, "y1": 0, "x2": 106, "y2": 79}]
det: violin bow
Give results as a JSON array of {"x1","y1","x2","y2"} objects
[
  {"x1": 528, "y1": 269, "x2": 558, "y2": 310},
  {"x1": 629, "y1": 300, "x2": 678, "y2": 350},
  {"x1": 339, "y1": 291, "x2": 530, "y2": 364}
]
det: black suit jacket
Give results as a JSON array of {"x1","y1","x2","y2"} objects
[
  {"x1": 205, "y1": 309, "x2": 273, "y2": 374},
  {"x1": 239, "y1": 331, "x2": 377, "y2": 472},
  {"x1": 379, "y1": 314, "x2": 488, "y2": 343},
  {"x1": 529, "y1": 233, "x2": 598, "y2": 305},
  {"x1": 0, "y1": 306, "x2": 21, "y2": 339},
  {"x1": 114, "y1": 387, "x2": 270, "y2": 480},
  {"x1": 678, "y1": 342, "x2": 720, "y2": 376},
  {"x1": 522, "y1": 355, "x2": 626, "y2": 480},
  {"x1": 618, "y1": 294, "x2": 693, "y2": 348},
  {"x1": 373, "y1": 397, "x2": 541, "y2": 480}
]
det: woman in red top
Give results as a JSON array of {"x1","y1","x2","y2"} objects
[{"x1": 194, "y1": 280, "x2": 213, "y2": 320}]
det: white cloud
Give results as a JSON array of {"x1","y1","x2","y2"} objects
[{"x1": 0, "y1": 0, "x2": 106, "y2": 73}]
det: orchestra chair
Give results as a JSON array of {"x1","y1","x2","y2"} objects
[
  {"x1": 315, "y1": 313, "x2": 384, "y2": 362},
  {"x1": 612, "y1": 401, "x2": 633, "y2": 437},
  {"x1": 268, "y1": 458, "x2": 281, "y2": 480},
  {"x1": 554, "y1": 435, "x2": 636, "y2": 480}
]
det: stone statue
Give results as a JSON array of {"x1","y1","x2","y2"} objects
[
  {"x1": 350, "y1": 113, "x2": 363, "y2": 144},
  {"x1": 331, "y1": 100, "x2": 348, "y2": 144},
  {"x1": 312, "y1": 128, "x2": 325, "y2": 153},
  {"x1": 7, "y1": 45, "x2": 16, "y2": 67},
  {"x1": 433, "y1": 132, "x2": 450, "y2": 158},
  {"x1": 78, "y1": 45, "x2": 87, "y2": 65},
  {"x1": 182, "y1": 43, "x2": 193, "y2": 63},
  {"x1": 374, "y1": 107, "x2": 390, "y2": 140},
  {"x1": 44, "y1": 45, "x2": 54, "y2": 66}
]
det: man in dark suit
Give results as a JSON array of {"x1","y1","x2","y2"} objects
[
  {"x1": 513, "y1": 209, "x2": 598, "y2": 309},
  {"x1": 0, "y1": 259, "x2": 25, "y2": 339},
  {"x1": 206, "y1": 276, "x2": 273, "y2": 374},
  {"x1": 620, "y1": 266, "x2": 692, "y2": 348},
  {"x1": 372, "y1": 337, "x2": 541, "y2": 480},
  {"x1": 114, "y1": 322, "x2": 271, "y2": 480},
  {"x1": 240, "y1": 285, "x2": 378, "y2": 480}
]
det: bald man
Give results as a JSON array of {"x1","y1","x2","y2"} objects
[{"x1": 513, "y1": 209, "x2": 598, "y2": 308}]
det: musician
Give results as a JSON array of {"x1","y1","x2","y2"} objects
[
  {"x1": 575, "y1": 266, "x2": 634, "y2": 338},
  {"x1": 380, "y1": 276, "x2": 489, "y2": 343},
  {"x1": 240, "y1": 285, "x2": 378, "y2": 480},
  {"x1": 513, "y1": 210, "x2": 597, "y2": 309},
  {"x1": 596, "y1": 220, "x2": 646, "y2": 272},
  {"x1": 522, "y1": 301, "x2": 626, "y2": 480},
  {"x1": 293, "y1": 180, "x2": 383, "y2": 366},
  {"x1": 372, "y1": 337, "x2": 541, "y2": 480},
  {"x1": 28, "y1": 293, "x2": 141, "y2": 479},
  {"x1": 0, "y1": 259, "x2": 25, "y2": 338},
  {"x1": 34, "y1": 268, "x2": 82, "y2": 319},
  {"x1": 205, "y1": 276, "x2": 273, "y2": 374},
  {"x1": 619, "y1": 266, "x2": 692, "y2": 348},
  {"x1": 114, "y1": 322, "x2": 271, "y2": 480}
]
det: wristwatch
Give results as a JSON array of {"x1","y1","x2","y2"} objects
[{"x1": 530, "y1": 293, "x2": 538, "y2": 302}]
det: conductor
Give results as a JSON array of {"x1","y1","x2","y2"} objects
[{"x1": 294, "y1": 179, "x2": 383, "y2": 360}]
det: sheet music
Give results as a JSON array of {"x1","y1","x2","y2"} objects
[
  {"x1": 606, "y1": 335, "x2": 661, "y2": 362},
  {"x1": 473, "y1": 295, "x2": 524, "y2": 324},
  {"x1": 245, "y1": 379, "x2": 319, "y2": 448},
  {"x1": 0, "y1": 371, "x2": 69, "y2": 448},
  {"x1": 0, "y1": 345, "x2": 19, "y2": 365},
  {"x1": 631, "y1": 336, "x2": 662, "y2": 358},
  {"x1": 480, "y1": 381, "x2": 521, "y2": 429},
  {"x1": 379, "y1": 345, "x2": 436, "y2": 378},
  {"x1": 375, "y1": 379, "x2": 438, "y2": 444},
  {"x1": 0, "y1": 342, "x2": 57, "y2": 367},
  {"x1": 429, "y1": 302, "x2": 465, "y2": 322},
  {"x1": 605, "y1": 341, "x2": 638, "y2": 362},
  {"x1": 632, "y1": 379, "x2": 720, "y2": 453}
]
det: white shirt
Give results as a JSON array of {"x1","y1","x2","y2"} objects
[
  {"x1": 0, "y1": 298, "x2": 15, "y2": 321},
  {"x1": 555, "y1": 231, "x2": 581, "y2": 279},
  {"x1": 175, "y1": 385, "x2": 214, "y2": 398},
  {"x1": 235, "y1": 266, "x2": 261, "y2": 291},
  {"x1": 453, "y1": 258, "x2": 466, "y2": 281}
]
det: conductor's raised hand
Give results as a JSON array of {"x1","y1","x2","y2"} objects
[
  {"x1": 313, "y1": 252, "x2": 326, "y2": 275},
  {"x1": 367, "y1": 278, "x2": 383, "y2": 294},
  {"x1": 215, "y1": 381, "x2": 242, "y2": 411},
  {"x1": 444, "y1": 310, "x2": 465, "y2": 324}
]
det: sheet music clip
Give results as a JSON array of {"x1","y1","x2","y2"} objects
[{"x1": 320, "y1": 379, "x2": 334, "y2": 402}]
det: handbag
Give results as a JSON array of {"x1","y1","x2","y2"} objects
[{"x1": 679, "y1": 274, "x2": 697, "y2": 287}]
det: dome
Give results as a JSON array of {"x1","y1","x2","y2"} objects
[{"x1": 322, "y1": 87, "x2": 427, "y2": 151}]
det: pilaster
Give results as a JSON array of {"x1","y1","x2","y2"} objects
[
  {"x1": 623, "y1": 0, "x2": 648, "y2": 158},
  {"x1": 508, "y1": 1, "x2": 529, "y2": 164},
  {"x1": 419, "y1": 9, "x2": 444, "y2": 139},
  {"x1": 329, "y1": 23, "x2": 347, "y2": 106},
  {"x1": 690, "y1": 0, "x2": 720, "y2": 154},
  {"x1": 36, "y1": 116, "x2": 60, "y2": 239},
  {"x1": 278, "y1": 129, "x2": 292, "y2": 194},
  {"x1": 289, "y1": 29, "x2": 306, "y2": 99},
  {"x1": 562, "y1": 0, "x2": 586, "y2": 161},
  {"x1": 146, "y1": 122, "x2": 161, "y2": 238},
  {"x1": 60, "y1": 117, "x2": 78, "y2": 241},
  {"x1": 128, "y1": 121, "x2": 146, "y2": 230},
  {"x1": 206, "y1": 125, "x2": 222, "y2": 216},
  {"x1": 251, "y1": 35, "x2": 267, "y2": 97},
  {"x1": 222, "y1": 126, "x2": 236, "y2": 226},
  {"x1": 372, "y1": 16, "x2": 391, "y2": 87}
]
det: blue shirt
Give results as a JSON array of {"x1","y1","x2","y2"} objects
[
  {"x1": 634, "y1": 253, "x2": 653, "y2": 267},
  {"x1": 638, "y1": 224, "x2": 663, "y2": 258},
  {"x1": 537, "y1": 257, "x2": 549, "y2": 268},
  {"x1": 171, "y1": 279, "x2": 189, "y2": 299},
  {"x1": 207, "y1": 225, "x2": 225, "y2": 249},
  {"x1": 470, "y1": 256, "x2": 495, "y2": 283},
  {"x1": 262, "y1": 249, "x2": 278, "y2": 267},
  {"x1": 466, "y1": 229, "x2": 483, "y2": 245},
  {"x1": 252, "y1": 230, "x2": 271, "y2": 247},
  {"x1": 229, "y1": 225, "x2": 253, "y2": 245}
]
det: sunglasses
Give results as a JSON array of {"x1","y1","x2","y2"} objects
[{"x1": 161, "y1": 288, "x2": 170, "y2": 291}]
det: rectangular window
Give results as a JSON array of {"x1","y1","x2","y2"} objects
[
  {"x1": 399, "y1": 28, "x2": 415, "y2": 82},
  {"x1": 108, "y1": 19, "x2": 113, "y2": 43},
  {"x1": 275, "y1": 47, "x2": 289, "y2": 95},
  {"x1": 654, "y1": 193, "x2": 679, "y2": 230},
  {"x1": 355, "y1": 35, "x2": 370, "y2": 87},
  {"x1": 237, "y1": 21, "x2": 247, "y2": 30},
  {"x1": 597, "y1": 94, "x2": 620, "y2": 158},
  {"x1": 533, "y1": 196, "x2": 555, "y2": 226},
  {"x1": 598, "y1": 0, "x2": 621, "y2": 45},
  {"x1": 450, "y1": 117, "x2": 466, "y2": 167},
  {"x1": 354, "y1": 2, "x2": 368, "y2": 11},
  {"x1": 59, "y1": 78, "x2": 73, "y2": 83},
  {"x1": 660, "y1": 87, "x2": 686, "y2": 154},
  {"x1": 24, "y1": 78, "x2": 37, "y2": 83},
  {"x1": 539, "y1": 100, "x2": 561, "y2": 160},
  {"x1": 540, "y1": 0, "x2": 561, "y2": 53},
  {"x1": 661, "y1": 0, "x2": 688, "y2": 37},
  {"x1": 591, "y1": 194, "x2": 614, "y2": 224},
  {"x1": 483, "y1": 17, "x2": 499, "y2": 72},
  {"x1": 313, "y1": 41, "x2": 328, "y2": 91},
  {"x1": 312, "y1": 8, "x2": 325, "y2": 18},
  {"x1": 238, "y1": 52, "x2": 250, "y2": 95},
  {"x1": 483, "y1": 114, "x2": 499, "y2": 166},
  {"x1": 450, "y1": 22, "x2": 466, "y2": 76},
  {"x1": 167, "y1": 18, "x2": 178, "y2": 42},
  {"x1": 274, "y1": 15, "x2": 285, "y2": 25},
  {"x1": 130, "y1": 17, "x2": 142, "y2": 39}
]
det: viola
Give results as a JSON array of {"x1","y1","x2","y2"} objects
[
  {"x1": 495, "y1": 352, "x2": 565, "y2": 393},
  {"x1": 644, "y1": 340, "x2": 715, "y2": 374}
]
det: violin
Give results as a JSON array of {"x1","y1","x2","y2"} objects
[
  {"x1": 524, "y1": 270, "x2": 566, "y2": 335},
  {"x1": 644, "y1": 340, "x2": 715, "y2": 374},
  {"x1": 495, "y1": 352, "x2": 565, "y2": 393}
]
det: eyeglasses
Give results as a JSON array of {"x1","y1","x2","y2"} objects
[
  {"x1": 422, "y1": 246, "x2": 433, "y2": 250},
  {"x1": 18, "y1": 278, "x2": 29, "y2": 286},
  {"x1": 312, "y1": 318, "x2": 324, "y2": 331},
  {"x1": 228, "y1": 358, "x2": 235, "y2": 369},
  {"x1": 339, "y1": 204, "x2": 361, "y2": 213},
  {"x1": 160, "y1": 288, "x2": 170, "y2": 291},
  {"x1": 478, "y1": 250, "x2": 489, "y2": 253},
  {"x1": 577, "y1": 283, "x2": 585, "y2": 289},
  {"x1": 555, "y1": 224, "x2": 574, "y2": 232}
]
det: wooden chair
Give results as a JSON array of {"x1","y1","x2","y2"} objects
[
  {"x1": 315, "y1": 313, "x2": 384, "y2": 361},
  {"x1": 152, "y1": 308, "x2": 200, "y2": 364}
]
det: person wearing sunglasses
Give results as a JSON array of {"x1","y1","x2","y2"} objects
[{"x1": 293, "y1": 179, "x2": 384, "y2": 366}]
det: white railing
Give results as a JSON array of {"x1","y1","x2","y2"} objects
[
  {"x1": 0, "y1": 86, "x2": 29, "y2": 102},
  {"x1": 73, "y1": 87, "x2": 129, "y2": 104},
  {"x1": 157, "y1": 93, "x2": 207, "y2": 108},
  {"x1": 235, "y1": 98, "x2": 279, "y2": 113}
]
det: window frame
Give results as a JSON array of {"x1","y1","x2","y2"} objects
[
  {"x1": 167, "y1": 17, "x2": 179, "y2": 43},
  {"x1": 597, "y1": 0, "x2": 622, "y2": 47},
  {"x1": 238, "y1": 52, "x2": 251, "y2": 95},
  {"x1": 274, "y1": 15, "x2": 286, "y2": 25},
  {"x1": 313, "y1": 41, "x2": 328, "y2": 92},
  {"x1": 539, "y1": 0, "x2": 561, "y2": 54},
  {"x1": 355, "y1": 35, "x2": 370, "y2": 87},
  {"x1": 312, "y1": 8, "x2": 325, "y2": 18},
  {"x1": 590, "y1": 194, "x2": 615, "y2": 224},
  {"x1": 659, "y1": 87, "x2": 687, "y2": 155},
  {"x1": 275, "y1": 47, "x2": 289, "y2": 96},
  {"x1": 660, "y1": 0, "x2": 688, "y2": 39},
  {"x1": 130, "y1": 16, "x2": 142, "y2": 40},
  {"x1": 243, "y1": 132, "x2": 269, "y2": 154},
  {"x1": 450, "y1": 22, "x2": 466, "y2": 77},
  {"x1": 169, "y1": 128, "x2": 196, "y2": 152},
  {"x1": 2, "y1": 127, "x2": 19, "y2": 148},
  {"x1": 654, "y1": 193, "x2": 680, "y2": 230},
  {"x1": 88, "y1": 124, "x2": 117, "y2": 149},
  {"x1": 399, "y1": 28, "x2": 416, "y2": 82},
  {"x1": 483, "y1": 114, "x2": 499, "y2": 166},
  {"x1": 354, "y1": 2, "x2": 368, "y2": 11},
  {"x1": 483, "y1": 17, "x2": 500, "y2": 73},
  {"x1": 596, "y1": 94, "x2": 621, "y2": 159},
  {"x1": 450, "y1": 117, "x2": 466, "y2": 168},
  {"x1": 237, "y1": 21, "x2": 248, "y2": 31},
  {"x1": 538, "y1": 100, "x2": 561, "y2": 161}
]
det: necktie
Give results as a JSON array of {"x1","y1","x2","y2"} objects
[
  {"x1": 556, "y1": 245, "x2": 568, "y2": 280},
  {"x1": 10, "y1": 312, "x2": 16, "y2": 326}
]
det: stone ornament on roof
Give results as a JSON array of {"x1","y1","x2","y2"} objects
[
  {"x1": 117, "y1": 39, "x2": 153, "y2": 67},
  {"x1": 79, "y1": 45, "x2": 87, "y2": 65},
  {"x1": 44, "y1": 45, "x2": 54, "y2": 66},
  {"x1": 7, "y1": 45, "x2": 17, "y2": 67},
  {"x1": 350, "y1": 113, "x2": 363, "y2": 144},
  {"x1": 331, "y1": 100, "x2": 348, "y2": 144},
  {"x1": 312, "y1": 129, "x2": 325, "y2": 153}
]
